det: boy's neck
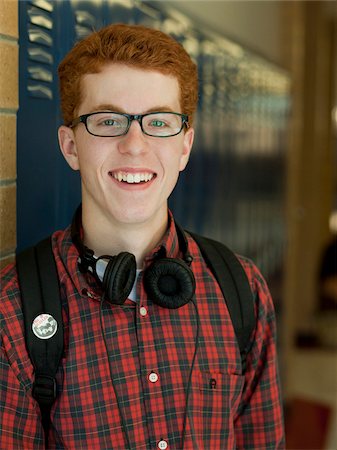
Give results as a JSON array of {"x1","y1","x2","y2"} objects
[{"x1": 81, "y1": 206, "x2": 168, "y2": 269}]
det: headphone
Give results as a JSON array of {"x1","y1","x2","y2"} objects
[{"x1": 71, "y1": 206, "x2": 196, "y2": 309}]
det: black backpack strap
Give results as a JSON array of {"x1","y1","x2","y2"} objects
[
  {"x1": 16, "y1": 237, "x2": 63, "y2": 446},
  {"x1": 188, "y1": 231, "x2": 255, "y2": 367}
]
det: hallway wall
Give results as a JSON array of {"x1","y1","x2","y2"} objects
[{"x1": 0, "y1": 0, "x2": 18, "y2": 269}]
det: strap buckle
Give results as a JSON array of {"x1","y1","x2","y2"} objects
[{"x1": 32, "y1": 375, "x2": 57, "y2": 407}]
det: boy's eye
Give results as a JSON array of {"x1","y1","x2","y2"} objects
[
  {"x1": 102, "y1": 119, "x2": 115, "y2": 126},
  {"x1": 151, "y1": 120, "x2": 166, "y2": 127},
  {"x1": 96, "y1": 117, "x2": 119, "y2": 126}
]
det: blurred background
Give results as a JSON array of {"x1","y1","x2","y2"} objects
[{"x1": 0, "y1": 1, "x2": 336, "y2": 448}]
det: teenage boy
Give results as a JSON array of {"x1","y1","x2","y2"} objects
[{"x1": 0, "y1": 24, "x2": 285, "y2": 449}]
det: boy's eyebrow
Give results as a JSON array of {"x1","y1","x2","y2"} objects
[
  {"x1": 90, "y1": 104, "x2": 178, "y2": 114},
  {"x1": 143, "y1": 106, "x2": 177, "y2": 113}
]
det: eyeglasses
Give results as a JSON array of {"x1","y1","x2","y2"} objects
[{"x1": 69, "y1": 111, "x2": 189, "y2": 138}]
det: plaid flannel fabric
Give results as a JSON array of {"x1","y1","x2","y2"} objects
[{"x1": 0, "y1": 215, "x2": 285, "y2": 449}]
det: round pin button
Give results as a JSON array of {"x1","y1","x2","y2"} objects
[
  {"x1": 158, "y1": 439, "x2": 168, "y2": 449},
  {"x1": 139, "y1": 306, "x2": 147, "y2": 317},
  {"x1": 148, "y1": 372, "x2": 159, "y2": 383},
  {"x1": 32, "y1": 314, "x2": 57, "y2": 340}
]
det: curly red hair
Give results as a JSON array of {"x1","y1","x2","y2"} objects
[{"x1": 58, "y1": 23, "x2": 198, "y2": 125}]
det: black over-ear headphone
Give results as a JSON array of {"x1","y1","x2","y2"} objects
[{"x1": 71, "y1": 206, "x2": 196, "y2": 309}]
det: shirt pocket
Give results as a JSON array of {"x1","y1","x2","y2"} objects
[{"x1": 185, "y1": 370, "x2": 244, "y2": 449}]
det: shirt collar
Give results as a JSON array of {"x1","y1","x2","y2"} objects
[
  {"x1": 55, "y1": 226, "x2": 102, "y2": 300},
  {"x1": 143, "y1": 210, "x2": 181, "y2": 267}
]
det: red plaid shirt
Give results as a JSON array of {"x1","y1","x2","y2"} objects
[{"x1": 0, "y1": 216, "x2": 285, "y2": 449}]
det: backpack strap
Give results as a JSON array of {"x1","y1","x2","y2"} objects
[
  {"x1": 188, "y1": 231, "x2": 255, "y2": 368},
  {"x1": 16, "y1": 237, "x2": 64, "y2": 446}
]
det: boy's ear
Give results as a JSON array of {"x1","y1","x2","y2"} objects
[
  {"x1": 179, "y1": 127, "x2": 194, "y2": 172},
  {"x1": 58, "y1": 125, "x2": 80, "y2": 171}
]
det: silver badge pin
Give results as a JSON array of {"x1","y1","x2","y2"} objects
[{"x1": 32, "y1": 314, "x2": 58, "y2": 340}]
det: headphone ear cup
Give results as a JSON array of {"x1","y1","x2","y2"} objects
[
  {"x1": 103, "y1": 252, "x2": 136, "y2": 305},
  {"x1": 143, "y1": 258, "x2": 196, "y2": 309}
]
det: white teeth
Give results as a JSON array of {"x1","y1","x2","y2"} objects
[
  {"x1": 112, "y1": 172, "x2": 154, "y2": 184},
  {"x1": 126, "y1": 173, "x2": 133, "y2": 183}
]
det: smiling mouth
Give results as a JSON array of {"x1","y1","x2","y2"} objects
[{"x1": 109, "y1": 171, "x2": 156, "y2": 184}]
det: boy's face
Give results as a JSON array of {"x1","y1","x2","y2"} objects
[{"x1": 59, "y1": 63, "x2": 194, "y2": 229}]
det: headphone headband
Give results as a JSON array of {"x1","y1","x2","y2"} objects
[{"x1": 71, "y1": 204, "x2": 193, "y2": 267}]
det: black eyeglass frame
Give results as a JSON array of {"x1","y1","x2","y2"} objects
[{"x1": 69, "y1": 111, "x2": 190, "y2": 138}]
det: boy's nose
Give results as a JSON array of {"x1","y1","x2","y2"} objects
[{"x1": 117, "y1": 119, "x2": 148, "y2": 155}]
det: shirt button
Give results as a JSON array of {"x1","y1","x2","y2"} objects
[
  {"x1": 158, "y1": 440, "x2": 168, "y2": 449},
  {"x1": 148, "y1": 372, "x2": 159, "y2": 383},
  {"x1": 139, "y1": 306, "x2": 147, "y2": 317}
]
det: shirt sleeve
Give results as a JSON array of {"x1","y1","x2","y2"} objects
[
  {"x1": 0, "y1": 346, "x2": 45, "y2": 449},
  {"x1": 234, "y1": 261, "x2": 286, "y2": 449}
]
